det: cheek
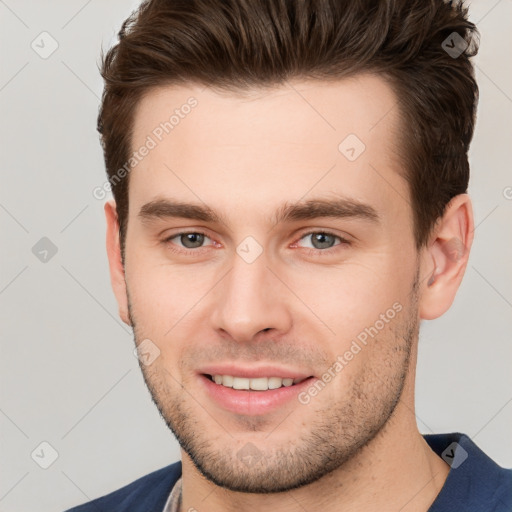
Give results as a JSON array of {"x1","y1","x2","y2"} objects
[
  {"x1": 289, "y1": 256, "x2": 404, "y2": 333},
  {"x1": 125, "y1": 249, "x2": 207, "y2": 313}
]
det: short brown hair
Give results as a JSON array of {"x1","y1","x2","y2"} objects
[{"x1": 97, "y1": 0, "x2": 479, "y2": 257}]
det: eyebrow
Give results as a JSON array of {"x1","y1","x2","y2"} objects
[{"x1": 138, "y1": 196, "x2": 381, "y2": 227}]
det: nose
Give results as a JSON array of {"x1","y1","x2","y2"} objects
[{"x1": 210, "y1": 249, "x2": 293, "y2": 343}]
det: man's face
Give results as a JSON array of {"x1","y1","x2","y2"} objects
[{"x1": 121, "y1": 75, "x2": 423, "y2": 492}]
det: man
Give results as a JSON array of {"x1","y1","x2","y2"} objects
[{"x1": 67, "y1": 0, "x2": 512, "y2": 510}]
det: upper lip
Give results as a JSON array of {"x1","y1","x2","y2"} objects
[{"x1": 198, "y1": 364, "x2": 313, "y2": 380}]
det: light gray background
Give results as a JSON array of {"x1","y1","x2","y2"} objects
[{"x1": 1, "y1": 1, "x2": 511, "y2": 511}]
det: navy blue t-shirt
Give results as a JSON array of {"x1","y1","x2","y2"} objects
[
  {"x1": 65, "y1": 432, "x2": 512, "y2": 511},
  {"x1": 425, "y1": 433, "x2": 512, "y2": 511}
]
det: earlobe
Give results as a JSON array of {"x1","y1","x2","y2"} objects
[
  {"x1": 104, "y1": 200, "x2": 131, "y2": 326},
  {"x1": 419, "y1": 194, "x2": 474, "y2": 320}
]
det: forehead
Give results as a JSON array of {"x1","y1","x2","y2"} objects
[{"x1": 128, "y1": 74, "x2": 409, "y2": 231}]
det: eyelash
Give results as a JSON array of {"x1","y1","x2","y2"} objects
[{"x1": 162, "y1": 230, "x2": 351, "y2": 256}]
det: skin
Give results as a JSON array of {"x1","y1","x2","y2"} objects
[{"x1": 105, "y1": 74, "x2": 474, "y2": 511}]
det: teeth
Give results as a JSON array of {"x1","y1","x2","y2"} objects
[
  {"x1": 249, "y1": 377, "x2": 268, "y2": 391},
  {"x1": 232, "y1": 377, "x2": 250, "y2": 390},
  {"x1": 268, "y1": 377, "x2": 283, "y2": 389},
  {"x1": 222, "y1": 375, "x2": 234, "y2": 387},
  {"x1": 210, "y1": 375, "x2": 306, "y2": 391}
]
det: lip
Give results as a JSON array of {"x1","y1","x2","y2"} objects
[
  {"x1": 198, "y1": 370, "x2": 316, "y2": 416},
  {"x1": 198, "y1": 364, "x2": 312, "y2": 380}
]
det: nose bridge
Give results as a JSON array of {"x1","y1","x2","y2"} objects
[{"x1": 211, "y1": 247, "x2": 291, "y2": 341}]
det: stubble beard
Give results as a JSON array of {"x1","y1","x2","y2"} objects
[{"x1": 128, "y1": 270, "x2": 420, "y2": 493}]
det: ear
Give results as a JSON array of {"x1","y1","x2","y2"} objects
[
  {"x1": 418, "y1": 193, "x2": 474, "y2": 320},
  {"x1": 105, "y1": 200, "x2": 131, "y2": 326}
]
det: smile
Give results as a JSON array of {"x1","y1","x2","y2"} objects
[{"x1": 207, "y1": 374, "x2": 309, "y2": 391}]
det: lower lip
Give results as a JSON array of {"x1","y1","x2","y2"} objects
[{"x1": 199, "y1": 374, "x2": 316, "y2": 416}]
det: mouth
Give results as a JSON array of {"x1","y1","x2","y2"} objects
[
  {"x1": 198, "y1": 372, "x2": 317, "y2": 416},
  {"x1": 204, "y1": 374, "x2": 311, "y2": 391}
]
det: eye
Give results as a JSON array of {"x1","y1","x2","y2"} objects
[
  {"x1": 164, "y1": 231, "x2": 215, "y2": 251},
  {"x1": 162, "y1": 230, "x2": 350, "y2": 256},
  {"x1": 295, "y1": 231, "x2": 350, "y2": 251}
]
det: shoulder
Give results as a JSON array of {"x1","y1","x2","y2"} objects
[
  {"x1": 424, "y1": 432, "x2": 512, "y2": 511},
  {"x1": 63, "y1": 460, "x2": 182, "y2": 512}
]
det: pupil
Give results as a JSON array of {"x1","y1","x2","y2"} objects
[
  {"x1": 312, "y1": 233, "x2": 334, "y2": 249},
  {"x1": 182, "y1": 233, "x2": 204, "y2": 248}
]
